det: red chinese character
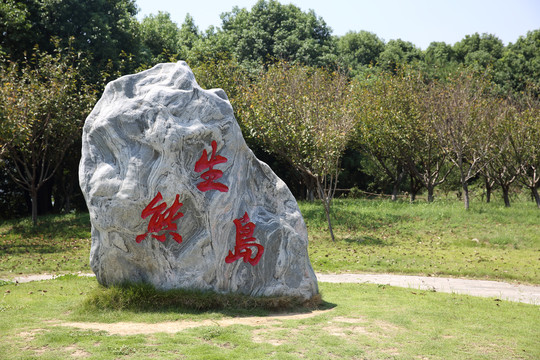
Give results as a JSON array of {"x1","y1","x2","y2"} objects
[
  {"x1": 194, "y1": 140, "x2": 229, "y2": 192},
  {"x1": 136, "y1": 192, "x2": 184, "y2": 244},
  {"x1": 225, "y1": 212, "x2": 264, "y2": 266}
]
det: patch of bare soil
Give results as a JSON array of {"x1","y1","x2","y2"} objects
[
  {"x1": 17, "y1": 328, "x2": 46, "y2": 341},
  {"x1": 55, "y1": 310, "x2": 333, "y2": 336},
  {"x1": 64, "y1": 345, "x2": 91, "y2": 358},
  {"x1": 251, "y1": 315, "x2": 402, "y2": 347},
  {"x1": 324, "y1": 324, "x2": 372, "y2": 337},
  {"x1": 251, "y1": 327, "x2": 289, "y2": 346}
]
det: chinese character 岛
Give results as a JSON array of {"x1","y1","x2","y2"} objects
[
  {"x1": 225, "y1": 212, "x2": 264, "y2": 266},
  {"x1": 136, "y1": 192, "x2": 184, "y2": 244},
  {"x1": 194, "y1": 140, "x2": 229, "y2": 192}
]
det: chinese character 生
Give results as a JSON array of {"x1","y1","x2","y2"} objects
[{"x1": 194, "y1": 140, "x2": 229, "y2": 192}]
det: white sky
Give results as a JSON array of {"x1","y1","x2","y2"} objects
[{"x1": 135, "y1": 0, "x2": 540, "y2": 50}]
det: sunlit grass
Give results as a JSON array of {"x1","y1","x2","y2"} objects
[
  {"x1": 302, "y1": 197, "x2": 540, "y2": 283},
  {"x1": 1, "y1": 197, "x2": 538, "y2": 284},
  {"x1": 0, "y1": 276, "x2": 537, "y2": 359}
]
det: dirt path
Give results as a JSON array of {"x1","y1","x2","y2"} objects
[
  {"x1": 53, "y1": 310, "x2": 331, "y2": 335},
  {"x1": 3, "y1": 272, "x2": 539, "y2": 305}
]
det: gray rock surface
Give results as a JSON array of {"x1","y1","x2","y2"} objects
[{"x1": 79, "y1": 61, "x2": 318, "y2": 300}]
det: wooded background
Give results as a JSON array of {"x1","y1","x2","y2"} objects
[{"x1": 1, "y1": 0, "x2": 539, "y2": 223}]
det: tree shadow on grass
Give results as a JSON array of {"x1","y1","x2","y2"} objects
[
  {"x1": 3, "y1": 212, "x2": 90, "y2": 238},
  {"x1": 340, "y1": 235, "x2": 388, "y2": 246},
  {"x1": 0, "y1": 213, "x2": 91, "y2": 256},
  {"x1": 301, "y1": 205, "x2": 408, "y2": 232},
  {"x1": 0, "y1": 241, "x2": 62, "y2": 256}
]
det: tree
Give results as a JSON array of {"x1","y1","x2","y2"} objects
[
  {"x1": 352, "y1": 67, "x2": 451, "y2": 202},
  {"x1": 352, "y1": 71, "x2": 409, "y2": 201},
  {"x1": 241, "y1": 62, "x2": 356, "y2": 241},
  {"x1": 484, "y1": 101, "x2": 520, "y2": 207},
  {"x1": 421, "y1": 41, "x2": 459, "y2": 79},
  {"x1": 186, "y1": 26, "x2": 232, "y2": 66},
  {"x1": 378, "y1": 39, "x2": 423, "y2": 71},
  {"x1": 1, "y1": 0, "x2": 140, "y2": 82},
  {"x1": 220, "y1": 0, "x2": 336, "y2": 71},
  {"x1": 178, "y1": 14, "x2": 200, "y2": 51},
  {"x1": 509, "y1": 92, "x2": 540, "y2": 208},
  {"x1": 425, "y1": 41, "x2": 456, "y2": 66},
  {"x1": 495, "y1": 29, "x2": 540, "y2": 94},
  {"x1": 0, "y1": 45, "x2": 96, "y2": 225},
  {"x1": 429, "y1": 68, "x2": 496, "y2": 209},
  {"x1": 405, "y1": 71, "x2": 453, "y2": 203},
  {"x1": 139, "y1": 11, "x2": 182, "y2": 64},
  {"x1": 453, "y1": 33, "x2": 504, "y2": 65},
  {"x1": 337, "y1": 31, "x2": 384, "y2": 77},
  {"x1": 0, "y1": 0, "x2": 33, "y2": 58}
]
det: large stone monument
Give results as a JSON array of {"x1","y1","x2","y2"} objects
[{"x1": 79, "y1": 61, "x2": 318, "y2": 300}]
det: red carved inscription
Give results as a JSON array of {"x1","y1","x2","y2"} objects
[
  {"x1": 136, "y1": 192, "x2": 184, "y2": 244},
  {"x1": 194, "y1": 140, "x2": 229, "y2": 192},
  {"x1": 225, "y1": 212, "x2": 264, "y2": 266}
]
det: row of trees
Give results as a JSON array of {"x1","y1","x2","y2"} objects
[
  {"x1": 354, "y1": 67, "x2": 539, "y2": 210},
  {"x1": 192, "y1": 61, "x2": 540, "y2": 239},
  {"x1": 2, "y1": 1, "x2": 539, "y2": 92},
  {"x1": 0, "y1": 44, "x2": 96, "y2": 224},
  {"x1": 1, "y1": 0, "x2": 539, "y2": 224}
]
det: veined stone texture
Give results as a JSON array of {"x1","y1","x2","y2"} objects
[{"x1": 79, "y1": 61, "x2": 318, "y2": 300}]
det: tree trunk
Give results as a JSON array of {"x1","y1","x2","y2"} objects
[
  {"x1": 462, "y1": 181, "x2": 470, "y2": 210},
  {"x1": 31, "y1": 187, "x2": 38, "y2": 226},
  {"x1": 306, "y1": 188, "x2": 315, "y2": 202},
  {"x1": 502, "y1": 185, "x2": 511, "y2": 207},
  {"x1": 64, "y1": 192, "x2": 71, "y2": 213},
  {"x1": 427, "y1": 185, "x2": 434, "y2": 203},
  {"x1": 323, "y1": 198, "x2": 335, "y2": 242},
  {"x1": 304, "y1": 175, "x2": 316, "y2": 203},
  {"x1": 531, "y1": 186, "x2": 540, "y2": 209},
  {"x1": 316, "y1": 177, "x2": 335, "y2": 242},
  {"x1": 485, "y1": 178, "x2": 492, "y2": 203},
  {"x1": 391, "y1": 169, "x2": 406, "y2": 201},
  {"x1": 409, "y1": 174, "x2": 421, "y2": 203},
  {"x1": 38, "y1": 181, "x2": 53, "y2": 215}
]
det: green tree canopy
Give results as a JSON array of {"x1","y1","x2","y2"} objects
[
  {"x1": 1, "y1": 0, "x2": 140, "y2": 81},
  {"x1": 378, "y1": 39, "x2": 423, "y2": 71},
  {"x1": 453, "y1": 33, "x2": 504, "y2": 67},
  {"x1": 178, "y1": 14, "x2": 200, "y2": 51},
  {"x1": 139, "y1": 11, "x2": 183, "y2": 64},
  {"x1": 495, "y1": 29, "x2": 540, "y2": 94},
  {"x1": 337, "y1": 30, "x2": 385, "y2": 77},
  {"x1": 219, "y1": 0, "x2": 336, "y2": 71}
]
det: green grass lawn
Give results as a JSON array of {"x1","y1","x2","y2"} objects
[
  {"x1": 0, "y1": 276, "x2": 538, "y2": 359},
  {"x1": 302, "y1": 198, "x2": 540, "y2": 284},
  {"x1": 0, "y1": 212, "x2": 91, "y2": 277},
  {"x1": 1, "y1": 197, "x2": 539, "y2": 283},
  {"x1": 0, "y1": 198, "x2": 539, "y2": 359}
]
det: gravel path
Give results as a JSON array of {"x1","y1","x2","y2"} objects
[{"x1": 3, "y1": 272, "x2": 539, "y2": 305}]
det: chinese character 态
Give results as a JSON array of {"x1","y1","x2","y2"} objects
[
  {"x1": 136, "y1": 192, "x2": 184, "y2": 244},
  {"x1": 194, "y1": 140, "x2": 229, "y2": 192},
  {"x1": 225, "y1": 212, "x2": 264, "y2": 266}
]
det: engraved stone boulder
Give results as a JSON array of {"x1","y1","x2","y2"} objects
[{"x1": 79, "y1": 61, "x2": 318, "y2": 300}]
